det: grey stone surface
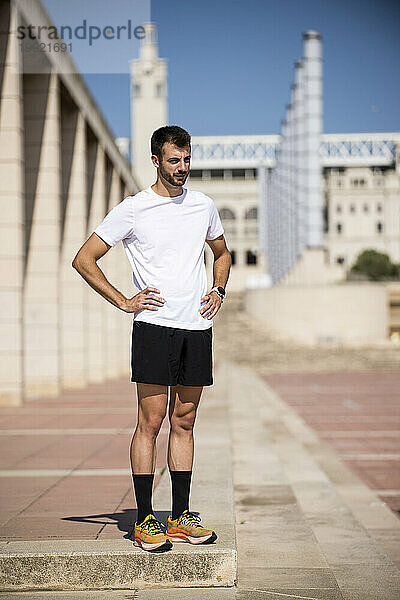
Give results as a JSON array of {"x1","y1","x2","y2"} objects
[
  {"x1": 238, "y1": 566, "x2": 340, "y2": 589},
  {"x1": 0, "y1": 547, "x2": 235, "y2": 591},
  {"x1": 236, "y1": 589, "x2": 344, "y2": 600},
  {"x1": 0, "y1": 590, "x2": 236, "y2": 600},
  {"x1": 226, "y1": 361, "x2": 400, "y2": 600}
]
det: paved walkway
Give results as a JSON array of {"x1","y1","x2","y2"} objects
[
  {"x1": 2, "y1": 361, "x2": 400, "y2": 599},
  {"x1": 0, "y1": 378, "x2": 168, "y2": 541},
  {"x1": 264, "y1": 372, "x2": 400, "y2": 520}
]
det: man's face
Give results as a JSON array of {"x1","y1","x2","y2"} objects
[{"x1": 154, "y1": 142, "x2": 191, "y2": 187}]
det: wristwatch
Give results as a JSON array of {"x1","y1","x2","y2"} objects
[{"x1": 210, "y1": 286, "x2": 226, "y2": 300}]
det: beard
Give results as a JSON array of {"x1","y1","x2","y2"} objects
[{"x1": 159, "y1": 164, "x2": 189, "y2": 187}]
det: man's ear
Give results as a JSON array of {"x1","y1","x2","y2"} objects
[{"x1": 151, "y1": 154, "x2": 159, "y2": 168}]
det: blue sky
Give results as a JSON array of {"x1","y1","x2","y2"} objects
[{"x1": 80, "y1": 0, "x2": 400, "y2": 138}]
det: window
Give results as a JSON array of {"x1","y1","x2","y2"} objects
[
  {"x1": 230, "y1": 250, "x2": 236, "y2": 265},
  {"x1": 133, "y1": 83, "x2": 141, "y2": 97},
  {"x1": 220, "y1": 208, "x2": 236, "y2": 220},
  {"x1": 377, "y1": 222, "x2": 383, "y2": 233},
  {"x1": 336, "y1": 204, "x2": 342, "y2": 214},
  {"x1": 377, "y1": 203, "x2": 383, "y2": 213},
  {"x1": 245, "y1": 207, "x2": 258, "y2": 220},
  {"x1": 246, "y1": 250, "x2": 257, "y2": 265},
  {"x1": 189, "y1": 170, "x2": 202, "y2": 179},
  {"x1": 232, "y1": 169, "x2": 246, "y2": 179},
  {"x1": 373, "y1": 168, "x2": 383, "y2": 186},
  {"x1": 363, "y1": 203, "x2": 369, "y2": 213},
  {"x1": 336, "y1": 256, "x2": 345, "y2": 265},
  {"x1": 210, "y1": 169, "x2": 224, "y2": 179},
  {"x1": 336, "y1": 223, "x2": 342, "y2": 234},
  {"x1": 350, "y1": 204, "x2": 355, "y2": 213},
  {"x1": 351, "y1": 178, "x2": 366, "y2": 188},
  {"x1": 155, "y1": 83, "x2": 164, "y2": 97}
]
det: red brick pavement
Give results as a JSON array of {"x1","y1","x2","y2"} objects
[
  {"x1": 263, "y1": 371, "x2": 400, "y2": 519},
  {"x1": 0, "y1": 379, "x2": 169, "y2": 541}
]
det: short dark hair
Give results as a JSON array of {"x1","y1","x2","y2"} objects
[{"x1": 151, "y1": 125, "x2": 191, "y2": 160}]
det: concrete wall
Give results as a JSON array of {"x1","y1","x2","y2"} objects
[
  {"x1": 0, "y1": 0, "x2": 139, "y2": 405},
  {"x1": 245, "y1": 283, "x2": 388, "y2": 346}
]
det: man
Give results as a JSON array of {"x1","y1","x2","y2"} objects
[{"x1": 72, "y1": 125, "x2": 231, "y2": 553}]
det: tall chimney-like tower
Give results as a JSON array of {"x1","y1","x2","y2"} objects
[{"x1": 130, "y1": 23, "x2": 168, "y2": 189}]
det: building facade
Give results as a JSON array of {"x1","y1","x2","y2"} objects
[
  {"x1": 0, "y1": 0, "x2": 139, "y2": 405},
  {"x1": 324, "y1": 164, "x2": 400, "y2": 268}
]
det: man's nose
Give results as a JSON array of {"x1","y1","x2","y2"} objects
[{"x1": 177, "y1": 160, "x2": 187, "y2": 171}]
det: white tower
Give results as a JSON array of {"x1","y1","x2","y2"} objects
[{"x1": 130, "y1": 23, "x2": 168, "y2": 189}]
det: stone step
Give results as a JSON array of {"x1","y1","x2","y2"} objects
[{"x1": 0, "y1": 366, "x2": 236, "y2": 592}]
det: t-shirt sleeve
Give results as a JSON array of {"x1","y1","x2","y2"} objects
[
  {"x1": 93, "y1": 196, "x2": 134, "y2": 247},
  {"x1": 206, "y1": 198, "x2": 224, "y2": 240}
]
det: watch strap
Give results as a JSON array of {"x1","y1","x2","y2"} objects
[{"x1": 210, "y1": 286, "x2": 226, "y2": 300}]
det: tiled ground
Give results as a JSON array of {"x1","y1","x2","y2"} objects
[
  {"x1": 0, "y1": 378, "x2": 169, "y2": 541},
  {"x1": 263, "y1": 371, "x2": 400, "y2": 518}
]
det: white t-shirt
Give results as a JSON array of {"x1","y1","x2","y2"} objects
[{"x1": 94, "y1": 186, "x2": 224, "y2": 330}]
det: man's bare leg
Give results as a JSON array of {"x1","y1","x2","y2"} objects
[
  {"x1": 130, "y1": 383, "x2": 168, "y2": 474},
  {"x1": 167, "y1": 385, "x2": 203, "y2": 520},
  {"x1": 168, "y1": 384, "x2": 203, "y2": 470},
  {"x1": 129, "y1": 383, "x2": 168, "y2": 527}
]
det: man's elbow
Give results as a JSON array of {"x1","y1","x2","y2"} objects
[
  {"x1": 71, "y1": 253, "x2": 82, "y2": 271},
  {"x1": 72, "y1": 252, "x2": 88, "y2": 273}
]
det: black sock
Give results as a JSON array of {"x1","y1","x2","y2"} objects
[
  {"x1": 132, "y1": 473, "x2": 154, "y2": 525},
  {"x1": 169, "y1": 470, "x2": 192, "y2": 520}
]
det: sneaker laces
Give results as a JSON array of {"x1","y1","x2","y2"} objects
[
  {"x1": 179, "y1": 511, "x2": 202, "y2": 528},
  {"x1": 141, "y1": 517, "x2": 164, "y2": 535}
]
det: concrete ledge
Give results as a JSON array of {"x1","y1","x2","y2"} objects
[{"x1": 0, "y1": 540, "x2": 235, "y2": 591}]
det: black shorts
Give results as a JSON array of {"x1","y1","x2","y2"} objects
[{"x1": 131, "y1": 321, "x2": 213, "y2": 387}]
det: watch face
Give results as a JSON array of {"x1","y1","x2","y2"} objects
[{"x1": 217, "y1": 287, "x2": 225, "y2": 297}]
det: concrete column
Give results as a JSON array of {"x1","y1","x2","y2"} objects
[
  {"x1": 303, "y1": 31, "x2": 323, "y2": 248},
  {"x1": 119, "y1": 180, "x2": 133, "y2": 378},
  {"x1": 23, "y1": 71, "x2": 61, "y2": 399},
  {"x1": 116, "y1": 180, "x2": 133, "y2": 377},
  {"x1": 103, "y1": 169, "x2": 125, "y2": 379},
  {"x1": 293, "y1": 60, "x2": 305, "y2": 257},
  {"x1": 0, "y1": 3, "x2": 24, "y2": 405},
  {"x1": 86, "y1": 143, "x2": 107, "y2": 383},
  {"x1": 60, "y1": 111, "x2": 87, "y2": 388}
]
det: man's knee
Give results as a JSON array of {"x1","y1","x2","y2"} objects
[
  {"x1": 170, "y1": 408, "x2": 197, "y2": 433},
  {"x1": 138, "y1": 411, "x2": 166, "y2": 438}
]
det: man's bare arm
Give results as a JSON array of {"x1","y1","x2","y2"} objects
[
  {"x1": 72, "y1": 233, "x2": 165, "y2": 313},
  {"x1": 206, "y1": 234, "x2": 232, "y2": 290},
  {"x1": 200, "y1": 235, "x2": 232, "y2": 320}
]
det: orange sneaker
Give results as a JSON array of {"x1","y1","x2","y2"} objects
[
  {"x1": 133, "y1": 514, "x2": 172, "y2": 552},
  {"x1": 167, "y1": 510, "x2": 217, "y2": 544}
]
